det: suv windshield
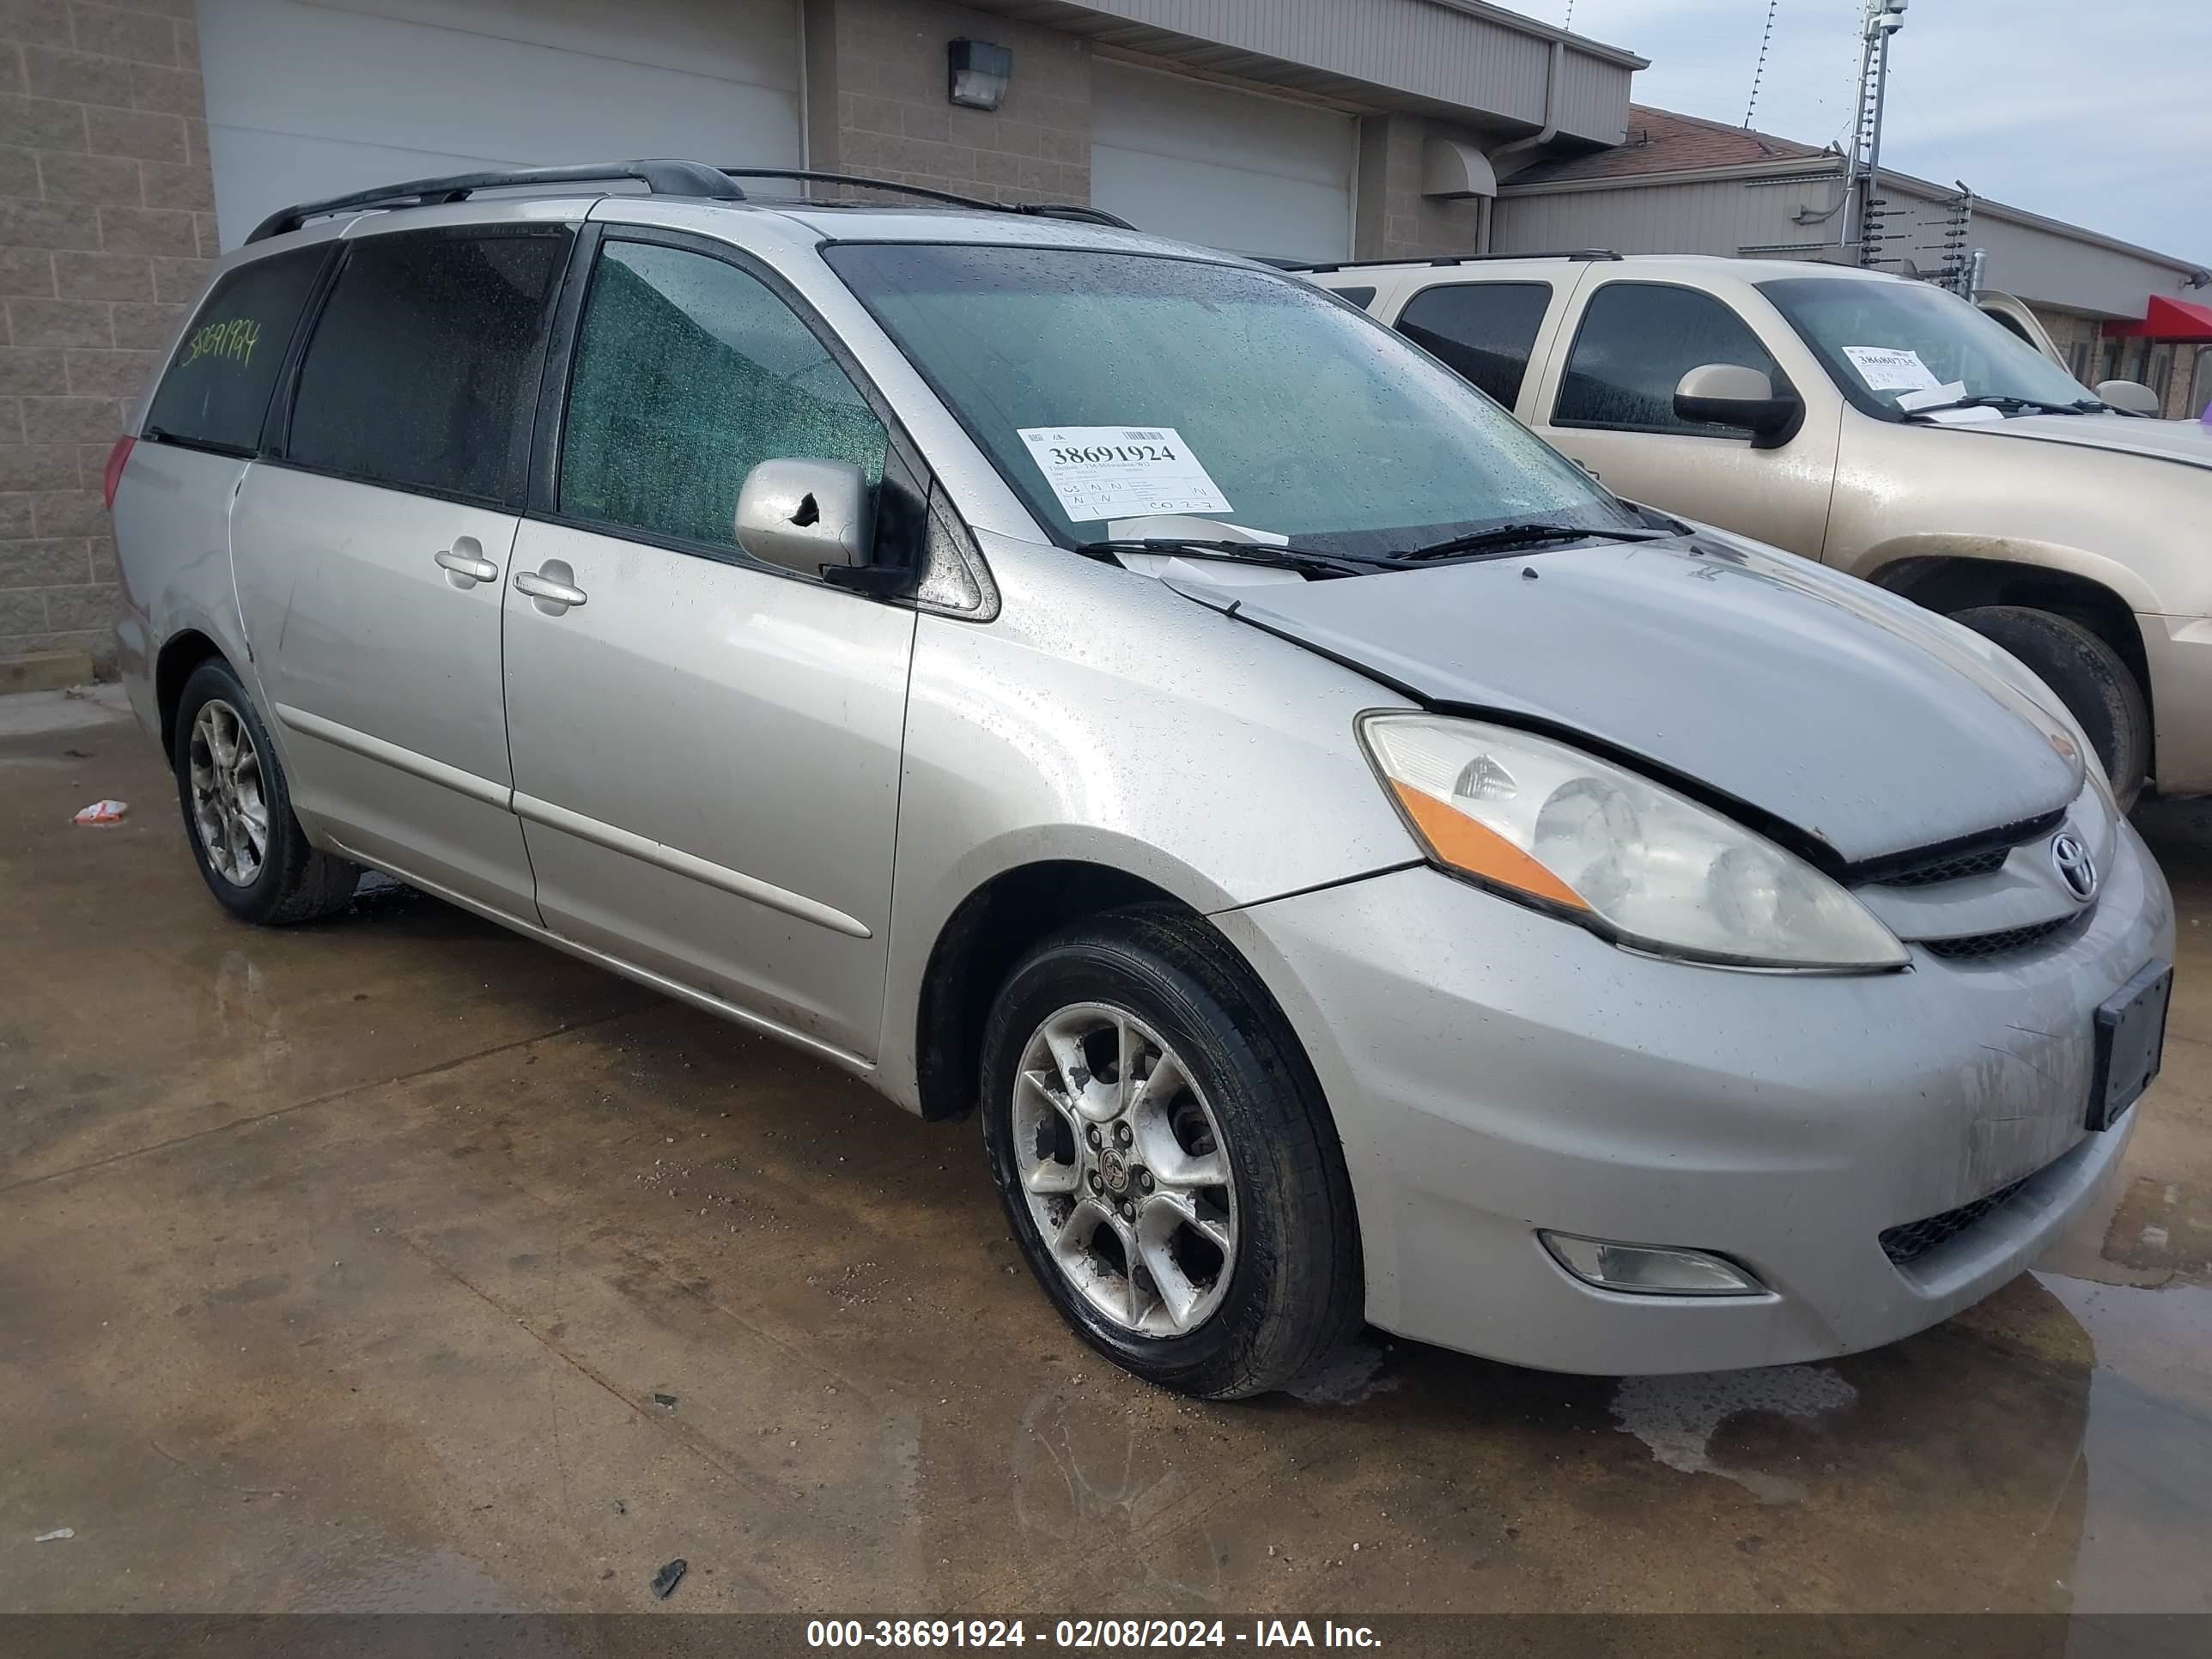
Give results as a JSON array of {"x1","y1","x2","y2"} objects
[
  {"x1": 824, "y1": 244, "x2": 1641, "y2": 558},
  {"x1": 1759, "y1": 275, "x2": 2099, "y2": 418}
]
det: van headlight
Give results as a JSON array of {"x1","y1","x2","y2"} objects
[{"x1": 1360, "y1": 714, "x2": 1909, "y2": 973}]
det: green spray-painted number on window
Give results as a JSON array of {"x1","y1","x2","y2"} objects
[{"x1": 180, "y1": 316, "x2": 263, "y2": 370}]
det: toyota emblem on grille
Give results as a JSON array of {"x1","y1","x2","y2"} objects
[{"x1": 2051, "y1": 832, "x2": 2098, "y2": 902}]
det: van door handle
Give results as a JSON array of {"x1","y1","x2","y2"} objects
[
  {"x1": 434, "y1": 545, "x2": 500, "y2": 586},
  {"x1": 514, "y1": 563, "x2": 587, "y2": 612}
]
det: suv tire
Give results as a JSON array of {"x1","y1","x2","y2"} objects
[
  {"x1": 1951, "y1": 605, "x2": 2148, "y2": 811},
  {"x1": 172, "y1": 658, "x2": 361, "y2": 925},
  {"x1": 980, "y1": 905, "x2": 1361, "y2": 1399}
]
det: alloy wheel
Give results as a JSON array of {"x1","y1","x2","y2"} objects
[
  {"x1": 188, "y1": 698, "x2": 269, "y2": 887},
  {"x1": 1011, "y1": 1001, "x2": 1239, "y2": 1338}
]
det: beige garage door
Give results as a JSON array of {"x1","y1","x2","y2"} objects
[
  {"x1": 1090, "y1": 60, "x2": 1355, "y2": 264},
  {"x1": 198, "y1": 0, "x2": 803, "y2": 248}
]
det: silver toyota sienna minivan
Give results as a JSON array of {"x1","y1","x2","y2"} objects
[{"x1": 108, "y1": 161, "x2": 2174, "y2": 1400}]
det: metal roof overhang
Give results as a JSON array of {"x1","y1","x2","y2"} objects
[
  {"x1": 2104, "y1": 294, "x2": 2212, "y2": 341},
  {"x1": 957, "y1": 0, "x2": 1644, "y2": 140}
]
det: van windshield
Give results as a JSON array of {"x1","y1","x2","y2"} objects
[
  {"x1": 1759, "y1": 276, "x2": 2100, "y2": 417},
  {"x1": 824, "y1": 244, "x2": 1640, "y2": 558}
]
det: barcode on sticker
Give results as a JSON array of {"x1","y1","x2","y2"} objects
[{"x1": 1121, "y1": 428, "x2": 1166, "y2": 440}]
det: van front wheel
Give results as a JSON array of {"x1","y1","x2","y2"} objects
[
  {"x1": 1951, "y1": 605, "x2": 2148, "y2": 811},
  {"x1": 980, "y1": 906, "x2": 1361, "y2": 1400}
]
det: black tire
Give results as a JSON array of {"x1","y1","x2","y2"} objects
[
  {"x1": 1951, "y1": 605, "x2": 2149, "y2": 811},
  {"x1": 980, "y1": 905, "x2": 1361, "y2": 1400},
  {"x1": 172, "y1": 659, "x2": 360, "y2": 925}
]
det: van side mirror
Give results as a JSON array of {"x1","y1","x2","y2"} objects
[
  {"x1": 1674, "y1": 363, "x2": 1803, "y2": 448},
  {"x1": 736, "y1": 458, "x2": 874, "y2": 575},
  {"x1": 2094, "y1": 379, "x2": 2161, "y2": 416}
]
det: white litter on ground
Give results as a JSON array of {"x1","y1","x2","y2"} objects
[
  {"x1": 72, "y1": 799, "x2": 128, "y2": 825},
  {"x1": 33, "y1": 1528, "x2": 74, "y2": 1542}
]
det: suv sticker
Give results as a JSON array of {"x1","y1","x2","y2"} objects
[
  {"x1": 1018, "y1": 426, "x2": 1231, "y2": 520},
  {"x1": 1840, "y1": 345, "x2": 1941, "y2": 393}
]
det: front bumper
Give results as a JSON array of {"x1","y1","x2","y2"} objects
[{"x1": 1215, "y1": 825, "x2": 2174, "y2": 1375}]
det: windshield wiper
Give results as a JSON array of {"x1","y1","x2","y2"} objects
[
  {"x1": 1901, "y1": 393, "x2": 2100, "y2": 420},
  {"x1": 1073, "y1": 538, "x2": 1389, "y2": 580},
  {"x1": 1389, "y1": 521, "x2": 1671, "y2": 563}
]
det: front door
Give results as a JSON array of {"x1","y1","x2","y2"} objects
[
  {"x1": 501, "y1": 234, "x2": 914, "y2": 1063},
  {"x1": 231, "y1": 224, "x2": 572, "y2": 917},
  {"x1": 1527, "y1": 278, "x2": 1839, "y2": 556}
]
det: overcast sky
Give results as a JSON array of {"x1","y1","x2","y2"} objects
[{"x1": 1546, "y1": 0, "x2": 2212, "y2": 269}]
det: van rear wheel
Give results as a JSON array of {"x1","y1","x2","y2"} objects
[
  {"x1": 172, "y1": 659, "x2": 361, "y2": 925},
  {"x1": 1950, "y1": 605, "x2": 2148, "y2": 811}
]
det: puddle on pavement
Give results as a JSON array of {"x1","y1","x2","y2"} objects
[
  {"x1": 2032, "y1": 1273, "x2": 2212, "y2": 1614},
  {"x1": 1610, "y1": 1364, "x2": 1858, "y2": 1504}
]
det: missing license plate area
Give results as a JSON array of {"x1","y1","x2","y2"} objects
[{"x1": 2088, "y1": 959, "x2": 2172, "y2": 1131}]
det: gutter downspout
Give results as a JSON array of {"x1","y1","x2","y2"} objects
[{"x1": 1483, "y1": 38, "x2": 1563, "y2": 247}]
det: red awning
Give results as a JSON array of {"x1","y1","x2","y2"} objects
[{"x1": 2103, "y1": 294, "x2": 2212, "y2": 340}]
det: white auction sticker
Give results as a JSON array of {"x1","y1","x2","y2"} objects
[
  {"x1": 1841, "y1": 345, "x2": 1942, "y2": 393},
  {"x1": 1018, "y1": 426, "x2": 1231, "y2": 521}
]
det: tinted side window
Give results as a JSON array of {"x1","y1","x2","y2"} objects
[
  {"x1": 559, "y1": 240, "x2": 886, "y2": 550},
  {"x1": 1554, "y1": 283, "x2": 1784, "y2": 434},
  {"x1": 1397, "y1": 281, "x2": 1552, "y2": 407},
  {"x1": 1333, "y1": 285, "x2": 1376, "y2": 309},
  {"x1": 143, "y1": 246, "x2": 328, "y2": 454},
  {"x1": 287, "y1": 229, "x2": 569, "y2": 501}
]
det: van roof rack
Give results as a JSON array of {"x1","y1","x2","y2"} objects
[
  {"x1": 246, "y1": 159, "x2": 744, "y2": 243},
  {"x1": 246, "y1": 158, "x2": 1140, "y2": 245},
  {"x1": 1293, "y1": 249, "x2": 1621, "y2": 273},
  {"x1": 720, "y1": 167, "x2": 1137, "y2": 230}
]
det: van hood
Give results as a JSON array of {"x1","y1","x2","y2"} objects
[
  {"x1": 1175, "y1": 533, "x2": 2084, "y2": 864},
  {"x1": 1952, "y1": 410, "x2": 2212, "y2": 472}
]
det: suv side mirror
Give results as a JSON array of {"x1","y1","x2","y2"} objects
[
  {"x1": 2094, "y1": 379, "x2": 2161, "y2": 416},
  {"x1": 1674, "y1": 363, "x2": 1803, "y2": 448},
  {"x1": 736, "y1": 458, "x2": 875, "y2": 575}
]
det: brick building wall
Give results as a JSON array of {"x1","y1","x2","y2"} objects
[
  {"x1": 0, "y1": 0, "x2": 213, "y2": 675},
  {"x1": 805, "y1": 0, "x2": 1090, "y2": 207},
  {"x1": 2030, "y1": 304, "x2": 2104, "y2": 386}
]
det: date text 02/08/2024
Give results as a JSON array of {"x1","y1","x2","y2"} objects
[{"x1": 805, "y1": 1620, "x2": 1383, "y2": 1649}]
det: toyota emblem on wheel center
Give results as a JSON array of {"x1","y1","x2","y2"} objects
[{"x1": 2051, "y1": 832, "x2": 2098, "y2": 902}]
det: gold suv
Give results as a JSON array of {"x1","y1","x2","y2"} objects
[{"x1": 1315, "y1": 252, "x2": 2212, "y2": 807}]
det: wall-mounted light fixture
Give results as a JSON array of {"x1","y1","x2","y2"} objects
[{"x1": 947, "y1": 39, "x2": 1012, "y2": 111}]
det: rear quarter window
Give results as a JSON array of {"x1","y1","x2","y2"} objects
[
  {"x1": 143, "y1": 246, "x2": 331, "y2": 455},
  {"x1": 1396, "y1": 281, "x2": 1553, "y2": 408}
]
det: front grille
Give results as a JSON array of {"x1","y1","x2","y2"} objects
[
  {"x1": 1879, "y1": 845, "x2": 2011, "y2": 887},
  {"x1": 1921, "y1": 914, "x2": 2084, "y2": 961},
  {"x1": 1850, "y1": 807, "x2": 2064, "y2": 890},
  {"x1": 1881, "y1": 1175, "x2": 2033, "y2": 1267}
]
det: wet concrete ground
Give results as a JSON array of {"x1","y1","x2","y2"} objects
[{"x1": 3, "y1": 699, "x2": 2209, "y2": 1616}]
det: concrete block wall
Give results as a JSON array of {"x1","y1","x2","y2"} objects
[
  {"x1": 1354, "y1": 113, "x2": 1483, "y2": 260},
  {"x1": 805, "y1": 0, "x2": 1091, "y2": 206},
  {"x1": 0, "y1": 0, "x2": 214, "y2": 675}
]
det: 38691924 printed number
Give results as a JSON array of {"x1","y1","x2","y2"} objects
[
  {"x1": 805, "y1": 1619, "x2": 1030, "y2": 1647},
  {"x1": 1045, "y1": 443, "x2": 1180, "y2": 466},
  {"x1": 801, "y1": 1620, "x2": 1231, "y2": 1648}
]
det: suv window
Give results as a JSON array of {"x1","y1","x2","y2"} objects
[
  {"x1": 1554, "y1": 282, "x2": 1784, "y2": 434},
  {"x1": 143, "y1": 246, "x2": 329, "y2": 455},
  {"x1": 1397, "y1": 282, "x2": 1552, "y2": 408},
  {"x1": 559, "y1": 240, "x2": 886, "y2": 552},
  {"x1": 286, "y1": 228, "x2": 569, "y2": 502}
]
